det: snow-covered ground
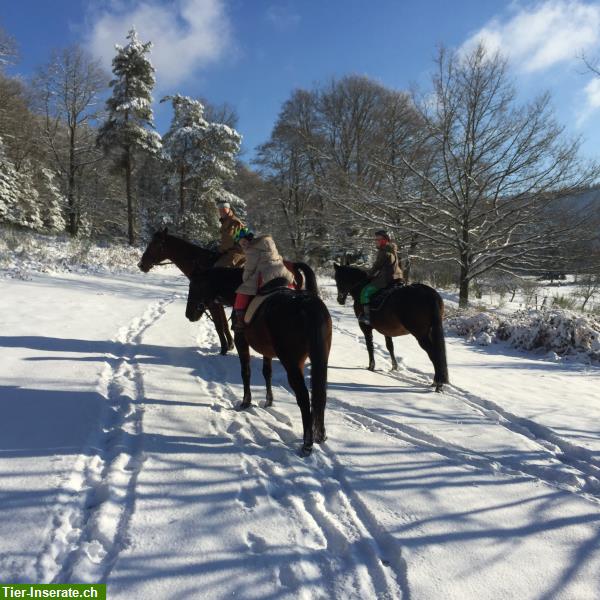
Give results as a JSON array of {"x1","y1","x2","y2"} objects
[{"x1": 1, "y1": 267, "x2": 600, "y2": 599}]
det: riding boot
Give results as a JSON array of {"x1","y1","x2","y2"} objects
[
  {"x1": 232, "y1": 309, "x2": 246, "y2": 332},
  {"x1": 358, "y1": 305, "x2": 371, "y2": 326}
]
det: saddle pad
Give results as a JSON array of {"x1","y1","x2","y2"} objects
[
  {"x1": 244, "y1": 295, "x2": 268, "y2": 324},
  {"x1": 244, "y1": 288, "x2": 295, "y2": 324}
]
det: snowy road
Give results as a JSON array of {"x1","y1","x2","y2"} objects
[{"x1": 1, "y1": 270, "x2": 600, "y2": 599}]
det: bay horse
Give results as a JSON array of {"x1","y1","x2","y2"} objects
[
  {"x1": 333, "y1": 264, "x2": 448, "y2": 391},
  {"x1": 186, "y1": 267, "x2": 331, "y2": 456},
  {"x1": 139, "y1": 228, "x2": 315, "y2": 355},
  {"x1": 139, "y1": 228, "x2": 233, "y2": 354}
]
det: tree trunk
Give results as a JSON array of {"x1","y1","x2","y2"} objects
[
  {"x1": 125, "y1": 148, "x2": 135, "y2": 245},
  {"x1": 403, "y1": 235, "x2": 418, "y2": 284},
  {"x1": 67, "y1": 126, "x2": 77, "y2": 236},
  {"x1": 459, "y1": 250, "x2": 470, "y2": 307},
  {"x1": 179, "y1": 167, "x2": 185, "y2": 215},
  {"x1": 458, "y1": 275, "x2": 470, "y2": 307}
]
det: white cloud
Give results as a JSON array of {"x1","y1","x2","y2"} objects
[
  {"x1": 461, "y1": 0, "x2": 600, "y2": 73},
  {"x1": 87, "y1": 0, "x2": 232, "y2": 89},
  {"x1": 577, "y1": 77, "x2": 600, "y2": 125}
]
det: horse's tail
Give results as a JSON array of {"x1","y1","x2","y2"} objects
[
  {"x1": 304, "y1": 298, "x2": 331, "y2": 441},
  {"x1": 430, "y1": 292, "x2": 449, "y2": 386},
  {"x1": 294, "y1": 262, "x2": 319, "y2": 295}
]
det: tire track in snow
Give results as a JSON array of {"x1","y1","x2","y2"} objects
[
  {"x1": 332, "y1": 320, "x2": 600, "y2": 501},
  {"x1": 36, "y1": 294, "x2": 175, "y2": 583},
  {"x1": 192, "y1": 321, "x2": 408, "y2": 600}
]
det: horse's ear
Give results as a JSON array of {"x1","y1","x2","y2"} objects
[{"x1": 333, "y1": 263, "x2": 339, "y2": 270}]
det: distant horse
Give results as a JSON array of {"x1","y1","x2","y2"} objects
[
  {"x1": 186, "y1": 267, "x2": 331, "y2": 455},
  {"x1": 139, "y1": 228, "x2": 315, "y2": 355},
  {"x1": 333, "y1": 264, "x2": 448, "y2": 391}
]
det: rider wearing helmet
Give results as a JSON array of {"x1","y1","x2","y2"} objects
[
  {"x1": 232, "y1": 227, "x2": 294, "y2": 331},
  {"x1": 359, "y1": 230, "x2": 403, "y2": 326}
]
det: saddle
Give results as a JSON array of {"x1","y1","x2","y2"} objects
[
  {"x1": 244, "y1": 277, "x2": 294, "y2": 324},
  {"x1": 370, "y1": 279, "x2": 405, "y2": 312}
]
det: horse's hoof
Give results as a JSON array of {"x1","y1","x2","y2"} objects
[
  {"x1": 236, "y1": 401, "x2": 252, "y2": 411},
  {"x1": 314, "y1": 430, "x2": 327, "y2": 444},
  {"x1": 299, "y1": 444, "x2": 313, "y2": 457},
  {"x1": 367, "y1": 365, "x2": 375, "y2": 372},
  {"x1": 264, "y1": 396, "x2": 273, "y2": 408},
  {"x1": 434, "y1": 384, "x2": 444, "y2": 393},
  {"x1": 220, "y1": 348, "x2": 228, "y2": 356},
  {"x1": 391, "y1": 363, "x2": 398, "y2": 371}
]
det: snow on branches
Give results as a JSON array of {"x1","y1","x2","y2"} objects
[{"x1": 160, "y1": 94, "x2": 241, "y2": 237}]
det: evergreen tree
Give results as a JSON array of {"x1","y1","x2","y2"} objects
[
  {"x1": 97, "y1": 28, "x2": 161, "y2": 245},
  {"x1": 0, "y1": 135, "x2": 19, "y2": 223},
  {"x1": 161, "y1": 94, "x2": 241, "y2": 236},
  {"x1": 0, "y1": 135, "x2": 43, "y2": 230},
  {"x1": 36, "y1": 168, "x2": 66, "y2": 232}
]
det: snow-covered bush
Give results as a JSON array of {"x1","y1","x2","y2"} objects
[
  {"x1": 0, "y1": 226, "x2": 143, "y2": 277},
  {"x1": 496, "y1": 310, "x2": 600, "y2": 360},
  {"x1": 446, "y1": 308, "x2": 600, "y2": 362},
  {"x1": 445, "y1": 312, "x2": 499, "y2": 339}
]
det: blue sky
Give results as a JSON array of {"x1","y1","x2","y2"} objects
[{"x1": 3, "y1": 0, "x2": 600, "y2": 160}]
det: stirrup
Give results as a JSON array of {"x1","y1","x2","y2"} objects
[{"x1": 358, "y1": 306, "x2": 371, "y2": 325}]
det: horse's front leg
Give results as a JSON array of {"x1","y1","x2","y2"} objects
[
  {"x1": 224, "y1": 309, "x2": 234, "y2": 351},
  {"x1": 359, "y1": 321, "x2": 376, "y2": 371},
  {"x1": 385, "y1": 336, "x2": 399, "y2": 370},
  {"x1": 234, "y1": 331, "x2": 252, "y2": 410},
  {"x1": 262, "y1": 356, "x2": 274, "y2": 407},
  {"x1": 209, "y1": 304, "x2": 230, "y2": 355}
]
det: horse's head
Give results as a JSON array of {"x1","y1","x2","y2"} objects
[
  {"x1": 333, "y1": 263, "x2": 367, "y2": 305},
  {"x1": 138, "y1": 228, "x2": 169, "y2": 272},
  {"x1": 186, "y1": 272, "x2": 215, "y2": 322},
  {"x1": 333, "y1": 263, "x2": 350, "y2": 305}
]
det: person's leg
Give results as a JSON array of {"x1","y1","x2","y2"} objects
[
  {"x1": 359, "y1": 284, "x2": 378, "y2": 325},
  {"x1": 233, "y1": 293, "x2": 252, "y2": 330}
]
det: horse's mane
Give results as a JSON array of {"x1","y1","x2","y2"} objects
[
  {"x1": 336, "y1": 264, "x2": 369, "y2": 279},
  {"x1": 162, "y1": 233, "x2": 219, "y2": 259}
]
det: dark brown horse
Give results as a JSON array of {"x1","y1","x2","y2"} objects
[
  {"x1": 139, "y1": 228, "x2": 316, "y2": 355},
  {"x1": 186, "y1": 267, "x2": 331, "y2": 455},
  {"x1": 139, "y1": 228, "x2": 233, "y2": 354},
  {"x1": 333, "y1": 264, "x2": 448, "y2": 391}
]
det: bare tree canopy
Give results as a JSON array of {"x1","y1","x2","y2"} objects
[
  {"x1": 0, "y1": 25, "x2": 17, "y2": 69},
  {"x1": 34, "y1": 45, "x2": 107, "y2": 235}
]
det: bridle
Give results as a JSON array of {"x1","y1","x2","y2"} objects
[
  {"x1": 139, "y1": 238, "x2": 174, "y2": 269},
  {"x1": 336, "y1": 269, "x2": 368, "y2": 306}
]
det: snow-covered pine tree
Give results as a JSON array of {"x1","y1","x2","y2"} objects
[
  {"x1": 0, "y1": 136, "x2": 44, "y2": 231},
  {"x1": 161, "y1": 94, "x2": 241, "y2": 238},
  {"x1": 36, "y1": 167, "x2": 66, "y2": 232},
  {"x1": 96, "y1": 28, "x2": 161, "y2": 245},
  {"x1": 0, "y1": 135, "x2": 19, "y2": 223}
]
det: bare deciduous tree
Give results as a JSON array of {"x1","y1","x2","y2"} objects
[
  {"x1": 35, "y1": 45, "x2": 107, "y2": 235},
  {"x1": 379, "y1": 45, "x2": 598, "y2": 306}
]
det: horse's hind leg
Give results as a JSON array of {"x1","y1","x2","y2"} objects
[
  {"x1": 262, "y1": 357, "x2": 273, "y2": 407},
  {"x1": 416, "y1": 335, "x2": 444, "y2": 392},
  {"x1": 359, "y1": 322, "x2": 376, "y2": 371},
  {"x1": 385, "y1": 336, "x2": 399, "y2": 370},
  {"x1": 283, "y1": 361, "x2": 312, "y2": 455}
]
